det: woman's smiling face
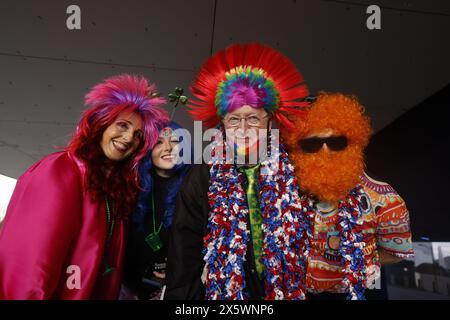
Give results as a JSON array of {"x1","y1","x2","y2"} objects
[
  {"x1": 100, "y1": 111, "x2": 143, "y2": 161},
  {"x1": 152, "y1": 127, "x2": 180, "y2": 176}
]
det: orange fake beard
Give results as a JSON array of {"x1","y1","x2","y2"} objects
[{"x1": 292, "y1": 145, "x2": 365, "y2": 204}]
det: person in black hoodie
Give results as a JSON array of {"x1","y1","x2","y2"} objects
[{"x1": 121, "y1": 122, "x2": 190, "y2": 300}]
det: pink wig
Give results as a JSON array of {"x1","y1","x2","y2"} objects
[{"x1": 67, "y1": 74, "x2": 169, "y2": 216}]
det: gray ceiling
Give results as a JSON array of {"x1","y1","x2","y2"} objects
[{"x1": 1, "y1": 0, "x2": 449, "y2": 178}]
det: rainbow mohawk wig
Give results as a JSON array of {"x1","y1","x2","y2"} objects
[{"x1": 188, "y1": 43, "x2": 309, "y2": 129}]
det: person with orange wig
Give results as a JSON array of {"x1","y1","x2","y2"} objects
[
  {"x1": 282, "y1": 92, "x2": 414, "y2": 300},
  {"x1": 0, "y1": 74, "x2": 169, "y2": 299}
]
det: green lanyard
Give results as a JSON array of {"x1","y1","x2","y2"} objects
[
  {"x1": 105, "y1": 198, "x2": 116, "y2": 242},
  {"x1": 102, "y1": 197, "x2": 116, "y2": 276},
  {"x1": 145, "y1": 191, "x2": 164, "y2": 252}
]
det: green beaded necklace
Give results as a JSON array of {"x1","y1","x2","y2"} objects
[{"x1": 102, "y1": 197, "x2": 115, "y2": 276}]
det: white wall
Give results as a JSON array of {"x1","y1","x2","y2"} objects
[{"x1": 0, "y1": 174, "x2": 16, "y2": 222}]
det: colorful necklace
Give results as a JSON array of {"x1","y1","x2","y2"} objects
[
  {"x1": 300, "y1": 186, "x2": 367, "y2": 300},
  {"x1": 203, "y1": 133, "x2": 310, "y2": 300}
]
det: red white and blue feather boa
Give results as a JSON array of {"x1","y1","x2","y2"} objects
[
  {"x1": 202, "y1": 132, "x2": 368, "y2": 300},
  {"x1": 203, "y1": 135, "x2": 310, "y2": 300},
  {"x1": 299, "y1": 186, "x2": 368, "y2": 300}
]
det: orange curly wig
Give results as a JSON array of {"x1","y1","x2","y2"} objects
[{"x1": 282, "y1": 92, "x2": 372, "y2": 203}]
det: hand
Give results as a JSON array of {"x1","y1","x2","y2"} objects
[
  {"x1": 366, "y1": 265, "x2": 381, "y2": 289},
  {"x1": 201, "y1": 265, "x2": 207, "y2": 285},
  {"x1": 153, "y1": 271, "x2": 166, "y2": 279}
]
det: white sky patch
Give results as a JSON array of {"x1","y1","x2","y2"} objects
[
  {"x1": 0, "y1": 173, "x2": 17, "y2": 222},
  {"x1": 413, "y1": 242, "x2": 434, "y2": 266},
  {"x1": 432, "y1": 242, "x2": 450, "y2": 270}
]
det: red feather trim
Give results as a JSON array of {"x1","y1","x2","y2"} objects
[{"x1": 188, "y1": 43, "x2": 309, "y2": 129}]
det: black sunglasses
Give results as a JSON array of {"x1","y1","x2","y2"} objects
[{"x1": 298, "y1": 136, "x2": 348, "y2": 153}]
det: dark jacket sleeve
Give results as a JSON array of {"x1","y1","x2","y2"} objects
[{"x1": 164, "y1": 164, "x2": 210, "y2": 300}]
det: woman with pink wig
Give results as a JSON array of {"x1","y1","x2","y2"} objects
[{"x1": 0, "y1": 74, "x2": 169, "y2": 299}]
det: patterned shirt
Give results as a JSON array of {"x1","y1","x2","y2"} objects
[{"x1": 306, "y1": 172, "x2": 414, "y2": 293}]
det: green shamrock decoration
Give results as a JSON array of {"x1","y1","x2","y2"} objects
[{"x1": 168, "y1": 87, "x2": 188, "y2": 119}]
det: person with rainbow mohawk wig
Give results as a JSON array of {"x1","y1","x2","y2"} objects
[
  {"x1": 165, "y1": 43, "x2": 311, "y2": 300},
  {"x1": 0, "y1": 74, "x2": 169, "y2": 299}
]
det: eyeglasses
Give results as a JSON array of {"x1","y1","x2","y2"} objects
[
  {"x1": 223, "y1": 114, "x2": 270, "y2": 127},
  {"x1": 298, "y1": 136, "x2": 348, "y2": 153}
]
